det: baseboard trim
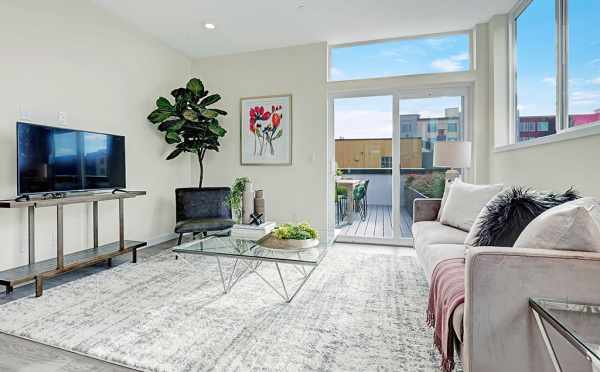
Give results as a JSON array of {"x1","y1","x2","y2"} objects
[{"x1": 144, "y1": 232, "x2": 178, "y2": 248}]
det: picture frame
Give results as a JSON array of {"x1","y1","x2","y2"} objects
[{"x1": 240, "y1": 94, "x2": 292, "y2": 165}]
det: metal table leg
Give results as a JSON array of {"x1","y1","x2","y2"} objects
[
  {"x1": 28, "y1": 206, "x2": 35, "y2": 265},
  {"x1": 35, "y1": 276, "x2": 43, "y2": 297},
  {"x1": 118, "y1": 198, "x2": 125, "y2": 251},
  {"x1": 56, "y1": 205, "x2": 64, "y2": 270},
  {"x1": 532, "y1": 308, "x2": 563, "y2": 372},
  {"x1": 93, "y1": 201, "x2": 98, "y2": 249}
]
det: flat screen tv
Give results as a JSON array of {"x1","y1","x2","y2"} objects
[{"x1": 17, "y1": 122, "x2": 126, "y2": 195}]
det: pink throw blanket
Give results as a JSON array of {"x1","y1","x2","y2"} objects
[{"x1": 426, "y1": 258, "x2": 465, "y2": 372}]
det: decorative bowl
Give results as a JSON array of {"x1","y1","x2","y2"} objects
[{"x1": 258, "y1": 234, "x2": 319, "y2": 251}]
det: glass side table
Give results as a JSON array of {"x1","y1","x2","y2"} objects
[{"x1": 529, "y1": 298, "x2": 600, "y2": 372}]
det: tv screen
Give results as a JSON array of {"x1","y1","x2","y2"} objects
[{"x1": 17, "y1": 122, "x2": 126, "y2": 195}]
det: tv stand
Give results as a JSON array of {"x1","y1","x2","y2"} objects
[
  {"x1": 0, "y1": 191, "x2": 147, "y2": 297},
  {"x1": 112, "y1": 188, "x2": 130, "y2": 194}
]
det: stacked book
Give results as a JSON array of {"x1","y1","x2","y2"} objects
[{"x1": 230, "y1": 222, "x2": 276, "y2": 240}]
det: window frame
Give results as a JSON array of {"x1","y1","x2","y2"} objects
[
  {"x1": 327, "y1": 30, "x2": 474, "y2": 82},
  {"x1": 509, "y1": 0, "x2": 577, "y2": 145}
]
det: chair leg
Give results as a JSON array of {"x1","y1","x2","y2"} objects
[{"x1": 177, "y1": 233, "x2": 183, "y2": 245}]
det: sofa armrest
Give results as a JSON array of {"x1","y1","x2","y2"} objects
[
  {"x1": 412, "y1": 198, "x2": 441, "y2": 223},
  {"x1": 463, "y1": 246, "x2": 600, "y2": 372}
]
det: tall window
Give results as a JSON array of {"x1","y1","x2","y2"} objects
[
  {"x1": 513, "y1": 0, "x2": 600, "y2": 143},
  {"x1": 329, "y1": 33, "x2": 471, "y2": 81},
  {"x1": 567, "y1": 0, "x2": 600, "y2": 128},
  {"x1": 514, "y1": 0, "x2": 556, "y2": 142}
]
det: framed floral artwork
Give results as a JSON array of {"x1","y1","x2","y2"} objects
[{"x1": 240, "y1": 95, "x2": 292, "y2": 165}]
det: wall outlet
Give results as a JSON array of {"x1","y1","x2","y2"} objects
[
  {"x1": 19, "y1": 106, "x2": 32, "y2": 121},
  {"x1": 58, "y1": 111, "x2": 68, "y2": 124}
]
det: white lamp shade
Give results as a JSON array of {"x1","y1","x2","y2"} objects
[{"x1": 433, "y1": 141, "x2": 472, "y2": 168}]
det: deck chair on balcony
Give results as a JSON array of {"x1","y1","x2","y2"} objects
[
  {"x1": 362, "y1": 179, "x2": 370, "y2": 214},
  {"x1": 353, "y1": 183, "x2": 367, "y2": 222},
  {"x1": 335, "y1": 186, "x2": 348, "y2": 226}
]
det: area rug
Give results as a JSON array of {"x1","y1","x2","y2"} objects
[{"x1": 0, "y1": 246, "x2": 442, "y2": 371}]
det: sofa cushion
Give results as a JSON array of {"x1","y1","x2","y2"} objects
[
  {"x1": 440, "y1": 180, "x2": 504, "y2": 232},
  {"x1": 412, "y1": 221, "x2": 469, "y2": 247},
  {"x1": 415, "y1": 242, "x2": 466, "y2": 283},
  {"x1": 175, "y1": 218, "x2": 235, "y2": 233},
  {"x1": 514, "y1": 197, "x2": 600, "y2": 252}
]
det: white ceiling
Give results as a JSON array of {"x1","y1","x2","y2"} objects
[{"x1": 93, "y1": 0, "x2": 517, "y2": 59}]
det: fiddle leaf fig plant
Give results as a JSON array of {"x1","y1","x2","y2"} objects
[{"x1": 147, "y1": 78, "x2": 228, "y2": 188}]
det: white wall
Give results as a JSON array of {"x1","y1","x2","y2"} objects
[
  {"x1": 490, "y1": 138, "x2": 600, "y2": 196},
  {"x1": 191, "y1": 43, "x2": 328, "y2": 230},
  {"x1": 0, "y1": 1, "x2": 192, "y2": 271},
  {"x1": 486, "y1": 15, "x2": 600, "y2": 197}
]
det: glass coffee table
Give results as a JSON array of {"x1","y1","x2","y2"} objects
[
  {"x1": 173, "y1": 231, "x2": 333, "y2": 303},
  {"x1": 530, "y1": 298, "x2": 600, "y2": 372}
]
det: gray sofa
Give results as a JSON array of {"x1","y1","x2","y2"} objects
[{"x1": 412, "y1": 198, "x2": 600, "y2": 372}]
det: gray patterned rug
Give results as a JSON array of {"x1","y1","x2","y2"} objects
[{"x1": 0, "y1": 246, "x2": 442, "y2": 371}]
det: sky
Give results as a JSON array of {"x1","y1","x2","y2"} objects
[
  {"x1": 334, "y1": 96, "x2": 462, "y2": 139},
  {"x1": 332, "y1": 34, "x2": 469, "y2": 139},
  {"x1": 332, "y1": 0, "x2": 600, "y2": 139},
  {"x1": 516, "y1": 0, "x2": 600, "y2": 117}
]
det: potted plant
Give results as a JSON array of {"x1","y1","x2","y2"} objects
[
  {"x1": 262, "y1": 223, "x2": 320, "y2": 250},
  {"x1": 225, "y1": 177, "x2": 250, "y2": 224},
  {"x1": 147, "y1": 78, "x2": 227, "y2": 188}
]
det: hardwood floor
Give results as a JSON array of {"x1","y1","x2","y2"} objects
[
  {"x1": 0, "y1": 238, "x2": 415, "y2": 372},
  {"x1": 338, "y1": 205, "x2": 413, "y2": 239}
]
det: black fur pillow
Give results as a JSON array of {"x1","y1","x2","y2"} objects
[{"x1": 473, "y1": 187, "x2": 580, "y2": 247}]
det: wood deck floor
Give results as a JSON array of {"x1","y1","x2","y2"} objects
[{"x1": 338, "y1": 205, "x2": 413, "y2": 239}]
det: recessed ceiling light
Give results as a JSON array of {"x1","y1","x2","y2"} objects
[{"x1": 204, "y1": 23, "x2": 216, "y2": 30}]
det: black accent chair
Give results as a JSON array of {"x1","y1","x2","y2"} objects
[{"x1": 175, "y1": 187, "x2": 235, "y2": 245}]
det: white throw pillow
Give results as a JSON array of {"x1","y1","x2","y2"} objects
[
  {"x1": 436, "y1": 179, "x2": 452, "y2": 221},
  {"x1": 514, "y1": 197, "x2": 600, "y2": 252},
  {"x1": 440, "y1": 180, "x2": 504, "y2": 232}
]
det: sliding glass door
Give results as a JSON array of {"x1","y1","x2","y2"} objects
[
  {"x1": 333, "y1": 95, "x2": 395, "y2": 242},
  {"x1": 330, "y1": 87, "x2": 470, "y2": 245},
  {"x1": 398, "y1": 93, "x2": 467, "y2": 239}
]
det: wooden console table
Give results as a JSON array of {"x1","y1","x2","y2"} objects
[{"x1": 0, "y1": 191, "x2": 147, "y2": 297}]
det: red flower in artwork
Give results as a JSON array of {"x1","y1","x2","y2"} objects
[
  {"x1": 271, "y1": 113, "x2": 281, "y2": 128},
  {"x1": 249, "y1": 106, "x2": 271, "y2": 132}
]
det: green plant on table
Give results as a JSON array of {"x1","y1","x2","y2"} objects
[
  {"x1": 226, "y1": 177, "x2": 250, "y2": 223},
  {"x1": 272, "y1": 223, "x2": 318, "y2": 240}
]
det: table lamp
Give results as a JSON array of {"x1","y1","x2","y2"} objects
[{"x1": 433, "y1": 141, "x2": 472, "y2": 182}]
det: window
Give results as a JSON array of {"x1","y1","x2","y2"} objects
[
  {"x1": 567, "y1": 0, "x2": 600, "y2": 128},
  {"x1": 380, "y1": 156, "x2": 392, "y2": 168},
  {"x1": 428, "y1": 120, "x2": 437, "y2": 133},
  {"x1": 512, "y1": 0, "x2": 600, "y2": 143},
  {"x1": 514, "y1": 0, "x2": 556, "y2": 143},
  {"x1": 329, "y1": 33, "x2": 471, "y2": 81},
  {"x1": 448, "y1": 122, "x2": 458, "y2": 132}
]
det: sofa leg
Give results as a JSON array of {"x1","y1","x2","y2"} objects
[{"x1": 177, "y1": 233, "x2": 183, "y2": 245}]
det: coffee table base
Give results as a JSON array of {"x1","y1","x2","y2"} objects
[{"x1": 215, "y1": 256, "x2": 317, "y2": 303}]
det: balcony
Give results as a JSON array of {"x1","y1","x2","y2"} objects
[{"x1": 336, "y1": 168, "x2": 444, "y2": 240}]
